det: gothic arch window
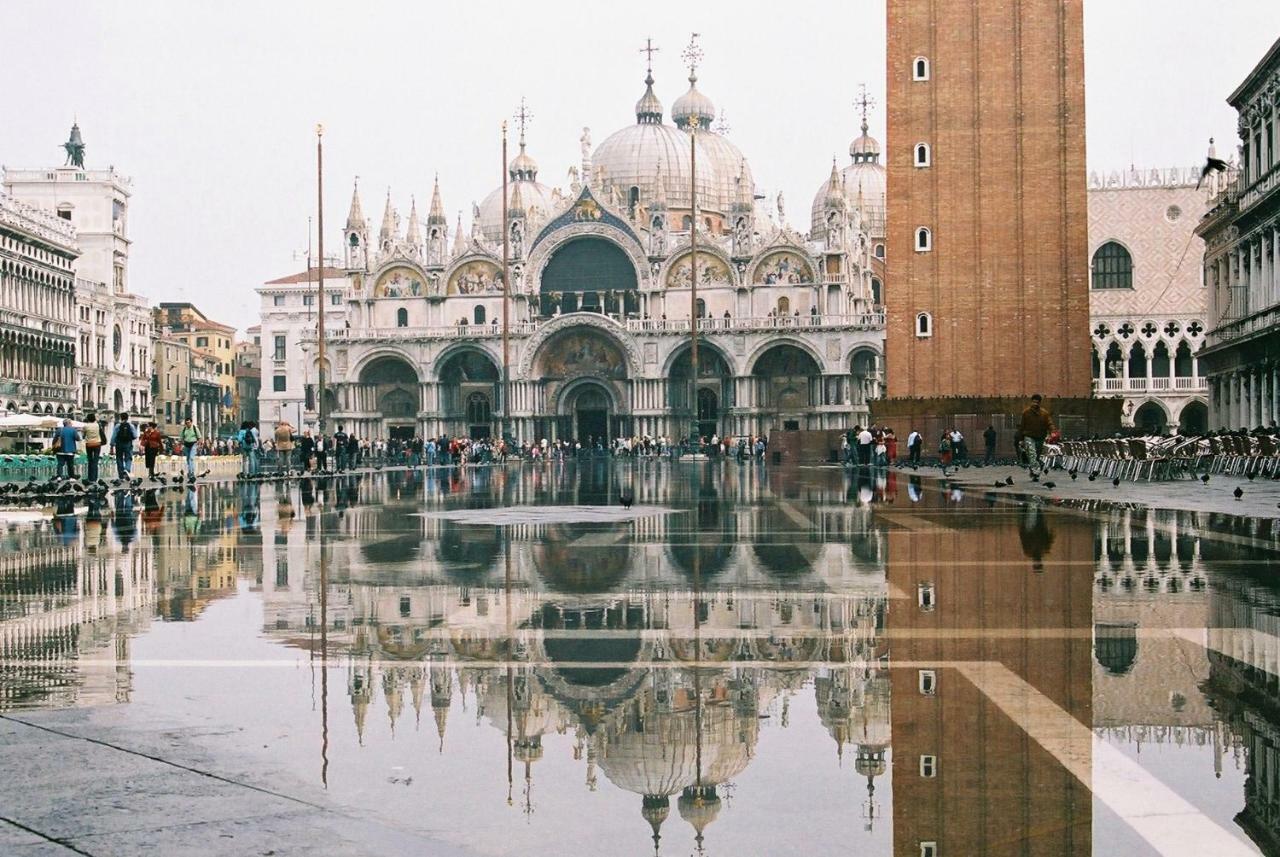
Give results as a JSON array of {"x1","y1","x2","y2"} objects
[
  {"x1": 914, "y1": 143, "x2": 931, "y2": 167},
  {"x1": 913, "y1": 57, "x2": 930, "y2": 81},
  {"x1": 871, "y1": 277, "x2": 883, "y2": 305},
  {"x1": 396, "y1": 308, "x2": 408, "y2": 327},
  {"x1": 1092, "y1": 241, "x2": 1133, "y2": 289},
  {"x1": 695, "y1": 298, "x2": 706, "y2": 318},
  {"x1": 474, "y1": 305, "x2": 486, "y2": 325},
  {"x1": 916, "y1": 312, "x2": 932, "y2": 338},
  {"x1": 874, "y1": 243, "x2": 885, "y2": 259},
  {"x1": 915, "y1": 227, "x2": 932, "y2": 252}
]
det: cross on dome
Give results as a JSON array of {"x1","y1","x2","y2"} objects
[
  {"x1": 682, "y1": 33, "x2": 703, "y2": 77},
  {"x1": 638, "y1": 37, "x2": 659, "y2": 73},
  {"x1": 854, "y1": 84, "x2": 876, "y2": 132},
  {"x1": 514, "y1": 97, "x2": 533, "y2": 145}
]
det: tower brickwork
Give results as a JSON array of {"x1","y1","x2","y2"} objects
[{"x1": 885, "y1": 0, "x2": 1091, "y2": 400}]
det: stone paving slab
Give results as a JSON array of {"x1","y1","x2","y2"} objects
[{"x1": 907, "y1": 462, "x2": 1280, "y2": 518}]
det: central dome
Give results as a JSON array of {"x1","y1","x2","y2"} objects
[{"x1": 592, "y1": 71, "x2": 720, "y2": 214}]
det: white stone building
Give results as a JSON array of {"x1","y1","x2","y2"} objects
[
  {"x1": 0, "y1": 191, "x2": 78, "y2": 413},
  {"x1": 291, "y1": 62, "x2": 886, "y2": 443},
  {"x1": 4, "y1": 123, "x2": 152, "y2": 417},
  {"x1": 1087, "y1": 165, "x2": 1212, "y2": 433},
  {"x1": 256, "y1": 266, "x2": 347, "y2": 430}
]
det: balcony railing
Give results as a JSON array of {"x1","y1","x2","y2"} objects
[
  {"x1": 1239, "y1": 164, "x2": 1280, "y2": 214},
  {"x1": 303, "y1": 312, "x2": 887, "y2": 344},
  {"x1": 1093, "y1": 377, "x2": 1206, "y2": 394},
  {"x1": 1205, "y1": 303, "x2": 1280, "y2": 348}
]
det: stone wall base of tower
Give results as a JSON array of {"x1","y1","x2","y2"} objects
[{"x1": 869, "y1": 397, "x2": 1123, "y2": 460}]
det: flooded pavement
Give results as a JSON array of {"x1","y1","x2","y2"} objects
[{"x1": 1, "y1": 463, "x2": 1279, "y2": 856}]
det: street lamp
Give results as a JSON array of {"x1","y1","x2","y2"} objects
[{"x1": 299, "y1": 337, "x2": 311, "y2": 431}]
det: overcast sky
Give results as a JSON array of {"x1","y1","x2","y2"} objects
[{"x1": 3, "y1": 1, "x2": 1278, "y2": 332}]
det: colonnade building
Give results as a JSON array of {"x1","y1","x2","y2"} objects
[
  {"x1": 1198, "y1": 36, "x2": 1280, "y2": 429},
  {"x1": 289, "y1": 59, "x2": 887, "y2": 443}
]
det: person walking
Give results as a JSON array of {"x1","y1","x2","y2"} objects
[
  {"x1": 111, "y1": 412, "x2": 137, "y2": 480},
  {"x1": 983, "y1": 425, "x2": 998, "y2": 465},
  {"x1": 1019, "y1": 394, "x2": 1056, "y2": 477},
  {"x1": 938, "y1": 432, "x2": 953, "y2": 476},
  {"x1": 274, "y1": 420, "x2": 295, "y2": 474},
  {"x1": 315, "y1": 434, "x2": 328, "y2": 472},
  {"x1": 179, "y1": 418, "x2": 201, "y2": 481},
  {"x1": 83, "y1": 411, "x2": 104, "y2": 483},
  {"x1": 907, "y1": 428, "x2": 922, "y2": 467},
  {"x1": 53, "y1": 418, "x2": 80, "y2": 479},
  {"x1": 885, "y1": 429, "x2": 898, "y2": 464},
  {"x1": 347, "y1": 432, "x2": 360, "y2": 470},
  {"x1": 334, "y1": 425, "x2": 349, "y2": 471},
  {"x1": 141, "y1": 422, "x2": 165, "y2": 480},
  {"x1": 857, "y1": 425, "x2": 873, "y2": 466}
]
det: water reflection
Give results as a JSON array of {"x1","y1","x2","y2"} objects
[{"x1": 0, "y1": 464, "x2": 1278, "y2": 854}]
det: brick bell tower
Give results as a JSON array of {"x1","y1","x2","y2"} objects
[{"x1": 876, "y1": 0, "x2": 1118, "y2": 442}]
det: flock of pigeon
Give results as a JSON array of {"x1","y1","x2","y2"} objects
[
  {"x1": 988, "y1": 463, "x2": 1280, "y2": 508},
  {"x1": 0, "y1": 471, "x2": 208, "y2": 504}
]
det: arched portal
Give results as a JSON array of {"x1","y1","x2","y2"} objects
[
  {"x1": 359, "y1": 355, "x2": 421, "y2": 440},
  {"x1": 1133, "y1": 400, "x2": 1168, "y2": 434},
  {"x1": 1179, "y1": 401, "x2": 1208, "y2": 435},
  {"x1": 534, "y1": 325, "x2": 631, "y2": 441},
  {"x1": 437, "y1": 349, "x2": 499, "y2": 439},
  {"x1": 539, "y1": 237, "x2": 640, "y2": 317},
  {"x1": 850, "y1": 348, "x2": 882, "y2": 408},
  {"x1": 752, "y1": 344, "x2": 822, "y2": 432},
  {"x1": 669, "y1": 343, "x2": 732, "y2": 441}
]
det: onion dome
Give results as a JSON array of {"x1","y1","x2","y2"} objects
[
  {"x1": 678, "y1": 784, "x2": 722, "y2": 850},
  {"x1": 850, "y1": 118, "x2": 881, "y2": 161},
  {"x1": 672, "y1": 73, "x2": 716, "y2": 130},
  {"x1": 477, "y1": 134, "x2": 556, "y2": 242},
  {"x1": 642, "y1": 795, "x2": 670, "y2": 856},
  {"x1": 811, "y1": 116, "x2": 887, "y2": 240},
  {"x1": 635, "y1": 71, "x2": 664, "y2": 124}
]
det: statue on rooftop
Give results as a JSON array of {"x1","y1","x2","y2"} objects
[{"x1": 63, "y1": 122, "x2": 85, "y2": 169}]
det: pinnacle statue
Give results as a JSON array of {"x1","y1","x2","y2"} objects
[{"x1": 63, "y1": 122, "x2": 85, "y2": 168}]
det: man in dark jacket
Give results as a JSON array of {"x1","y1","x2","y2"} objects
[{"x1": 1019, "y1": 395, "x2": 1056, "y2": 476}]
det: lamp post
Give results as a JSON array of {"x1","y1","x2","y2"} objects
[{"x1": 501, "y1": 120, "x2": 510, "y2": 447}]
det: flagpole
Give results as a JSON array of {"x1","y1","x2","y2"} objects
[
  {"x1": 316, "y1": 124, "x2": 327, "y2": 436},
  {"x1": 501, "y1": 121, "x2": 510, "y2": 447}
]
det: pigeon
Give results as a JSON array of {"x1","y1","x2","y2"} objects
[
  {"x1": 619, "y1": 490, "x2": 634, "y2": 509},
  {"x1": 1234, "y1": 487, "x2": 1244, "y2": 500},
  {"x1": 993, "y1": 480, "x2": 1005, "y2": 488},
  {"x1": 1196, "y1": 141, "x2": 1229, "y2": 189},
  {"x1": 1068, "y1": 468, "x2": 1078, "y2": 480},
  {"x1": 1112, "y1": 477, "x2": 1121, "y2": 487},
  {"x1": 1247, "y1": 471, "x2": 1256, "y2": 481},
  {"x1": 1005, "y1": 476, "x2": 1014, "y2": 486},
  {"x1": 1030, "y1": 472, "x2": 1039, "y2": 482},
  {"x1": 1200, "y1": 474, "x2": 1211, "y2": 484},
  {"x1": 1043, "y1": 481, "x2": 1056, "y2": 489},
  {"x1": 1088, "y1": 472, "x2": 1098, "y2": 482},
  {"x1": 199, "y1": 469, "x2": 210, "y2": 478}
]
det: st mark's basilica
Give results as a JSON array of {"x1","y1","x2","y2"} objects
[{"x1": 313, "y1": 54, "x2": 887, "y2": 443}]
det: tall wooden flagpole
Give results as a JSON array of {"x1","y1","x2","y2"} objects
[
  {"x1": 316, "y1": 124, "x2": 327, "y2": 434},
  {"x1": 684, "y1": 34, "x2": 702, "y2": 446},
  {"x1": 501, "y1": 121, "x2": 510, "y2": 445}
]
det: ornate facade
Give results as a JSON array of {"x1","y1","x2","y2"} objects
[
  {"x1": 0, "y1": 190, "x2": 78, "y2": 413},
  {"x1": 1197, "y1": 35, "x2": 1280, "y2": 430},
  {"x1": 4, "y1": 124, "x2": 152, "y2": 417},
  {"x1": 304, "y1": 60, "x2": 886, "y2": 442},
  {"x1": 1087, "y1": 166, "x2": 1212, "y2": 433}
]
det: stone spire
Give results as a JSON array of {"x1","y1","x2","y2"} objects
[
  {"x1": 379, "y1": 189, "x2": 397, "y2": 248},
  {"x1": 428, "y1": 175, "x2": 446, "y2": 224},
  {"x1": 345, "y1": 179, "x2": 365, "y2": 231},
  {"x1": 405, "y1": 196, "x2": 422, "y2": 246},
  {"x1": 453, "y1": 210, "x2": 466, "y2": 257}
]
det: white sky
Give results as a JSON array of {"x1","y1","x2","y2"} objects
[{"x1": 3, "y1": 0, "x2": 1278, "y2": 332}]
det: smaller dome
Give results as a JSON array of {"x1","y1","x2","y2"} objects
[
  {"x1": 672, "y1": 74, "x2": 716, "y2": 130},
  {"x1": 850, "y1": 119, "x2": 881, "y2": 162},
  {"x1": 509, "y1": 142, "x2": 538, "y2": 182},
  {"x1": 636, "y1": 72, "x2": 664, "y2": 124}
]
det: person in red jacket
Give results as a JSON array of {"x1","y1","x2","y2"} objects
[{"x1": 141, "y1": 422, "x2": 165, "y2": 481}]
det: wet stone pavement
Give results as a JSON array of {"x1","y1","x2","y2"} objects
[{"x1": 0, "y1": 461, "x2": 1278, "y2": 856}]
